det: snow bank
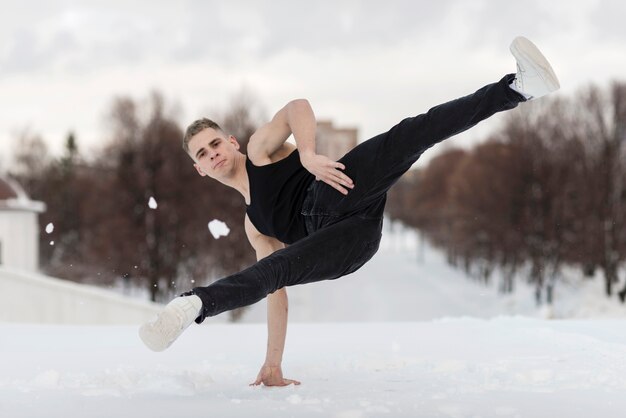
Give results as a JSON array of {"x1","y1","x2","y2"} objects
[{"x1": 0, "y1": 267, "x2": 161, "y2": 324}]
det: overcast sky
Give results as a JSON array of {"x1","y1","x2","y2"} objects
[{"x1": 1, "y1": 0, "x2": 625, "y2": 169}]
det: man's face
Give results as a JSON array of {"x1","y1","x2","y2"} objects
[{"x1": 188, "y1": 128, "x2": 240, "y2": 180}]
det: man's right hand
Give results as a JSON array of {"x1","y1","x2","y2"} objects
[
  {"x1": 300, "y1": 152, "x2": 354, "y2": 195},
  {"x1": 250, "y1": 364, "x2": 301, "y2": 387}
]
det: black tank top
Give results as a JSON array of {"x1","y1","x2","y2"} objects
[{"x1": 245, "y1": 149, "x2": 314, "y2": 244}]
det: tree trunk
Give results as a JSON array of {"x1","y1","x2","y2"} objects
[{"x1": 604, "y1": 264, "x2": 618, "y2": 297}]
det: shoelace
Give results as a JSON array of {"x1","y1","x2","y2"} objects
[{"x1": 514, "y1": 63, "x2": 525, "y2": 90}]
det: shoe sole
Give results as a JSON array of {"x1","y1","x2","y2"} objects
[
  {"x1": 510, "y1": 36, "x2": 560, "y2": 92},
  {"x1": 139, "y1": 322, "x2": 170, "y2": 352}
]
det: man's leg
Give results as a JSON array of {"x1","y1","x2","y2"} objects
[
  {"x1": 306, "y1": 36, "x2": 560, "y2": 220},
  {"x1": 190, "y1": 215, "x2": 382, "y2": 322},
  {"x1": 139, "y1": 215, "x2": 382, "y2": 350},
  {"x1": 303, "y1": 74, "x2": 525, "y2": 220}
]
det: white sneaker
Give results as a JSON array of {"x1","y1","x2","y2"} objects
[
  {"x1": 509, "y1": 36, "x2": 560, "y2": 99},
  {"x1": 139, "y1": 295, "x2": 203, "y2": 352}
]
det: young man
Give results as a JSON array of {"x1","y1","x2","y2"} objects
[{"x1": 139, "y1": 36, "x2": 560, "y2": 386}]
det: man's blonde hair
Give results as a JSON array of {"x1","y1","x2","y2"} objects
[{"x1": 182, "y1": 118, "x2": 224, "y2": 155}]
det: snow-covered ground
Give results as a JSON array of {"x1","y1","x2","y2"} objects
[
  {"x1": 2, "y1": 319, "x2": 626, "y2": 418},
  {"x1": 2, "y1": 223, "x2": 626, "y2": 417}
]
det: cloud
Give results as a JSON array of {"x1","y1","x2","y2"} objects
[
  {"x1": 590, "y1": 0, "x2": 626, "y2": 43},
  {"x1": 1, "y1": 29, "x2": 45, "y2": 73},
  {"x1": 0, "y1": 0, "x2": 625, "y2": 162},
  {"x1": 1, "y1": 6, "x2": 166, "y2": 75},
  {"x1": 171, "y1": 0, "x2": 459, "y2": 62},
  {"x1": 3, "y1": 0, "x2": 616, "y2": 78}
]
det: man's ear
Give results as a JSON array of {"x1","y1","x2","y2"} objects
[
  {"x1": 194, "y1": 163, "x2": 207, "y2": 177},
  {"x1": 229, "y1": 135, "x2": 240, "y2": 150}
]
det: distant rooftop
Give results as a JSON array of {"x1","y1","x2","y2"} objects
[
  {"x1": 0, "y1": 176, "x2": 45, "y2": 213},
  {"x1": 0, "y1": 177, "x2": 20, "y2": 200}
]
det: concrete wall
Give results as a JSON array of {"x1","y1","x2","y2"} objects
[
  {"x1": 0, "y1": 210, "x2": 39, "y2": 272},
  {"x1": 0, "y1": 267, "x2": 162, "y2": 324}
]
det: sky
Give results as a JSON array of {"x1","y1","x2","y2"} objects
[{"x1": 1, "y1": 0, "x2": 625, "y2": 169}]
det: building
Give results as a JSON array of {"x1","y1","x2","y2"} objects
[
  {"x1": 0, "y1": 176, "x2": 46, "y2": 272},
  {"x1": 316, "y1": 120, "x2": 358, "y2": 161},
  {"x1": 0, "y1": 177, "x2": 165, "y2": 324}
]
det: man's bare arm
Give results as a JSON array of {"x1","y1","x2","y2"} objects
[
  {"x1": 244, "y1": 215, "x2": 300, "y2": 387},
  {"x1": 248, "y1": 99, "x2": 354, "y2": 195},
  {"x1": 248, "y1": 99, "x2": 315, "y2": 158}
]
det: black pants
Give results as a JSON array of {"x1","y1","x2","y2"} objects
[{"x1": 188, "y1": 74, "x2": 524, "y2": 322}]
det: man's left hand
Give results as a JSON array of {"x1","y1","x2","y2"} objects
[{"x1": 300, "y1": 152, "x2": 354, "y2": 195}]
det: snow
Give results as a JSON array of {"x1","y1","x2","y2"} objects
[
  {"x1": 2, "y1": 320, "x2": 626, "y2": 417},
  {"x1": 2, "y1": 223, "x2": 626, "y2": 417},
  {"x1": 45, "y1": 222, "x2": 54, "y2": 234},
  {"x1": 0, "y1": 197, "x2": 46, "y2": 213},
  {"x1": 208, "y1": 219, "x2": 230, "y2": 239},
  {"x1": 148, "y1": 197, "x2": 158, "y2": 209}
]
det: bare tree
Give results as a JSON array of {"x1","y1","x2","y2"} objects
[
  {"x1": 94, "y1": 91, "x2": 258, "y2": 311},
  {"x1": 386, "y1": 81, "x2": 626, "y2": 306},
  {"x1": 571, "y1": 83, "x2": 626, "y2": 297},
  {"x1": 10, "y1": 90, "x2": 260, "y2": 315}
]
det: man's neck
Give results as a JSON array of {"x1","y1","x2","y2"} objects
[{"x1": 219, "y1": 152, "x2": 251, "y2": 204}]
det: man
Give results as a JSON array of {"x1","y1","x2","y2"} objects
[{"x1": 139, "y1": 36, "x2": 560, "y2": 386}]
